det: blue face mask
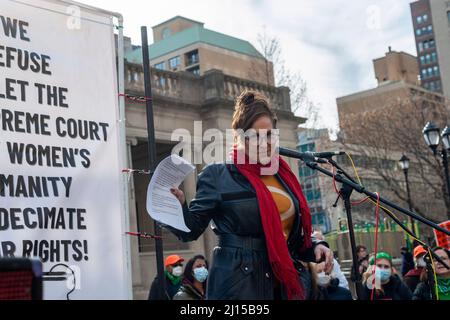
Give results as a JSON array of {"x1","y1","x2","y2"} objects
[
  {"x1": 193, "y1": 267, "x2": 208, "y2": 283},
  {"x1": 375, "y1": 267, "x2": 391, "y2": 282}
]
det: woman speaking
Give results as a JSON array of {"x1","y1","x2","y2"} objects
[{"x1": 168, "y1": 90, "x2": 333, "y2": 300}]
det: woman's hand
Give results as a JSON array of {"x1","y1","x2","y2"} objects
[
  {"x1": 170, "y1": 187, "x2": 186, "y2": 205},
  {"x1": 314, "y1": 244, "x2": 334, "y2": 273}
]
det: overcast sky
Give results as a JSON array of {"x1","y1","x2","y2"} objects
[{"x1": 80, "y1": 0, "x2": 418, "y2": 132}]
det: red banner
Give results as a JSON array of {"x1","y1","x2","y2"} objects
[{"x1": 434, "y1": 220, "x2": 450, "y2": 250}]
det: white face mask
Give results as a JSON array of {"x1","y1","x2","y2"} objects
[
  {"x1": 375, "y1": 267, "x2": 392, "y2": 282},
  {"x1": 193, "y1": 267, "x2": 209, "y2": 283},
  {"x1": 172, "y1": 266, "x2": 183, "y2": 277},
  {"x1": 317, "y1": 272, "x2": 331, "y2": 287},
  {"x1": 416, "y1": 257, "x2": 427, "y2": 268}
]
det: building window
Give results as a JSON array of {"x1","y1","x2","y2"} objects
[
  {"x1": 417, "y1": 14, "x2": 429, "y2": 24},
  {"x1": 420, "y1": 56, "x2": 425, "y2": 65},
  {"x1": 425, "y1": 54, "x2": 431, "y2": 64},
  {"x1": 430, "y1": 81, "x2": 436, "y2": 91},
  {"x1": 436, "y1": 80, "x2": 442, "y2": 91},
  {"x1": 154, "y1": 62, "x2": 165, "y2": 70},
  {"x1": 417, "y1": 25, "x2": 432, "y2": 36},
  {"x1": 154, "y1": 63, "x2": 167, "y2": 86},
  {"x1": 422, "y1": 69, "x2": 427, "y2": 79},
  {"x1": 133, "y1": 72, "x2": 139, "y2": 82},
  {"x1": 418, "y1": 42, "x2": 424, "y2": 52},
  {"x1": 433, "y1": 66, "x2": 439, "y2": 77},
  {"x1": 312, "y1": 213, "x2": 325, "y2": 226},
  {"x1": 447, "y1": 11, "x2": 450, "y2": 24},
  {"x1": 162, "y1": 27, "x2": 171, "y2": 39},
  {"x1": 185, "y1": 50, "x2": 199, "y2": 66},
  {"x1": 169, "y1": 56, "x2": 181, "y2": 70},
  {"x1": 431, "y1": 52, "x2": 437, "y2": 63},
  {"x1": 187, "y1": 66, "x2": 200, "y2": 76}
]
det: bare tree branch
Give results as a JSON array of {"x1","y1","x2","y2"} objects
[
  {"x1": 253, "y1": 28, "x2": 320, "y2": 128},
  {"x1": 340, "y1": 90, "x2": 450, "y2": 222}
]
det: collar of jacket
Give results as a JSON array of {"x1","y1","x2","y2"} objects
[{"x1": 181, "y1": 280, "x2": 205, "y2": 299}]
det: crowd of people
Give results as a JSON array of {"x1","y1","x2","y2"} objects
[
  {"x1": 349, "y1": 244, "x2": 450, "y2": 300},
  {"x1": 148, "y1": 244, "x2": 450, "y2": 301},
  {"x1": 148, "y1": 255, "x2": 209, "y2": 300}
]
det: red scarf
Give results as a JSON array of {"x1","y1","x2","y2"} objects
[{"x1": 232, "y1": 148, "x2": 312, "y2": 300}]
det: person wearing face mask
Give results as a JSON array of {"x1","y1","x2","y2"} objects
[
  {"x1": 311, "y1": 262, "x2": 353, "y2": 300},
  {"x1": 361, "y1": 252, "x2": 412, "y2": 300},
  {"x1": 174, "y1": 255, "x2": 209, "y2": 300},
  {"x1": 148, "y1": 255, "x2": 184, "y2": 300},
  {"x1": 413, "y1": 247, "x2": 450, "y2": 300},
  {"x1": 312, "y1": 231, "x2": 349, "y2": 290},
  {"x1": 403, "y1": 245, "x2": 427, "y2": 293}
]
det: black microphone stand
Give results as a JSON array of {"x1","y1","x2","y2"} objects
[
  {"x1": 303, "y1": 159, "x2": 450, "y2": 233},
  {"x1": 332, "y1": 170, "x2": 363, "y2": 299},
  {"x1": 325, "y1": 158, "x2": 448, "y2": 300},
  {"x1": 287, "y1": 150, "x2": 450, "y2": 299}
]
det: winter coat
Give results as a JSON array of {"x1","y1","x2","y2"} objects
[{"x1": 166, "y1": 163, "x2": 327, "y2": 300}]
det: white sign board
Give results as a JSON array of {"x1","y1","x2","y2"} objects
[{"x1": 0, "y1": 0, "x2": 130, "y2": 299}]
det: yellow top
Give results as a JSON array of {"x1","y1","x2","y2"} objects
[{"x1": 260, "y1": 175, "x2": 295, "y2": 239}]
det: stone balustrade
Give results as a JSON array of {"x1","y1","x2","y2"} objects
[{"x1": 125, "y1": 62, "x2": 292, "y2": 111}]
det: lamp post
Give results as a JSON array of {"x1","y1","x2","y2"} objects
[
  {"x1": 422, "y1": 122, "x2": 450, "y2": 210},
  {"x1": 398, "y1": 155, "x2": 416, "y2": 236}
]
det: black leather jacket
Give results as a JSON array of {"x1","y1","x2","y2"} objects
[{"x1": 167, "y1": 163, "x2": 327, "y2": 300}]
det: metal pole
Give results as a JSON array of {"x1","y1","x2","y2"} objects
[
  {"x1": 340, "y1": 184, "x2": 362, "y2": 300},
  {"x1": 441, "y1": 149, "x2": 450, "y2": 219},
  {"x1": 141, "y1": 26, "x2": 166, "y2": 300},
  {"x1": 403, "y1": 170, "x2": 416, "y2": 236},
  {"x1": 115, "y1": 13, "x2": 133, "y2": 300},
  {"x1": 305, "y1": 162, "x2": 450, "y2": 236}
]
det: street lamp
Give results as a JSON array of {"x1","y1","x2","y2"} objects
[
  {"x1": 398, "y1": 155, "x2": 415, "y2": 236},
  {"x1": 441, "y1": 126, "x2": 450, "y2": 150},
  {"x1": 399, "y1": 154, "x2": 410, "y2": 172},
  {"x1": 422, "y1": 122, "x2": 450, "y2": 207},
  {"x1": 423, "y1": 122, "x2": 441, "y2": 155}
]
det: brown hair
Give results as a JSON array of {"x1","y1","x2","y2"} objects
[{"x1": 231, "y1": 90, "x2": 277, "y2": 131}]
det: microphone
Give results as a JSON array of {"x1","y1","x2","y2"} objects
[
  {"x1": 309, "y1": 151, "x2": 345, "y2": 159},
  {"x1": 279, "y1": 148, "x2": 344, "y2": 163},
  {"x1": 278, "y1": 147, "x2": 327, "y2": 163}
]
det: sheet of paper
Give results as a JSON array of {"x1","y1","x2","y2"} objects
[{"x1": 146, "y1": 154, "x2": 195, "y2": 232}]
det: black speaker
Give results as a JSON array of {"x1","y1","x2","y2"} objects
[{"x1": 0, "y1": 258, "x2": 43, "y2": 300}]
